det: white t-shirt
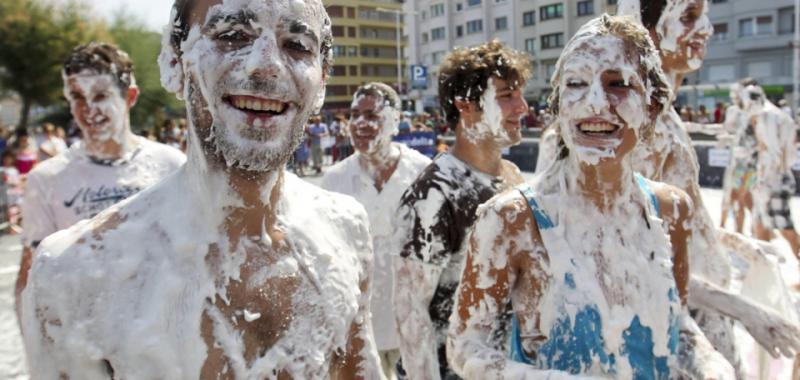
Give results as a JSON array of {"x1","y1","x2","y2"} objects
[
  {"x1": 22, "y1": 136, "x2": 185, "y2": 246},
  {"x1": 321, "y1": 143, "x2": 431, "y2": 350}
]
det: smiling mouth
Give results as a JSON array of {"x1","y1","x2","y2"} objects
[
  {"x1": 224, "y1": 95, "x2": 289, "y2": 116},
  {"x1": 577, "y1": 121, "x2": 619, "y2": 136}
]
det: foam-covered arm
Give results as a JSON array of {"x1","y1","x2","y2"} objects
[
  {"x1": 394, "y1": 257, "x2": 444, "y2": 380},
  {"x1": 684, "y1": 122, "x2": 724, "y2": 135},
  {"x1": 716, "y1": 229, "x2": 784, "y2": 265},
  {"x1": 675, "y1": 310, "x2": 736, "y2": 379},
  {"x1": 689, "y1": 275, "x2": 800, "y2": 358}
]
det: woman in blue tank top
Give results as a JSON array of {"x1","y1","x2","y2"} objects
[{"x1": 447, "y1": 15, "x2": 734, "y2": 380}]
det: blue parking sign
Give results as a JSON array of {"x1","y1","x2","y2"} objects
[{"x1": 410, "y1": 65, "x2": 428, "y2": 89}]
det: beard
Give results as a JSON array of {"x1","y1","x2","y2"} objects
[{"x1": 188, "y1": 78, "x2": 308, "y2": 173}]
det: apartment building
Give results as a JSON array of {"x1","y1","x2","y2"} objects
[
  {"x1": 404, "y1": 0, "x2": 620, "y2": 111},
  {"x1": 686, "y1": 0, "x2": 797, "y2": 107},
  {"x1": 323, "y1": 0, "x2": 407, "y2": 113}
]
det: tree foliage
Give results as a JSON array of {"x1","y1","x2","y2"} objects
[
  {"x1": 0, "y1": 0, "x2": 110, "y2": 130},
  {"x1": 108, "y1": 10, "x2": 185, "y2": 132}
]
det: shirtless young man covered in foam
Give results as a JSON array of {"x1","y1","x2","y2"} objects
[
  {"x1": 393, "y1": 40, "x2": 529, "y2": 379},
  {"x1": 15, "y1": 43, "x2": 185, "y2": 314},
  {"x1": 321, "y1": 82, "x2": 431, "y2": 378},
  {"x1": 20, "y1": 0, "x2": 383, "y2": 378},
  {"x1": 448, "y1": 15, "x2": 733, "y2": 379},
  {"x1": 613, "y1": 1, "x2": 800, "y2": 374},
  {"x1": 740, "y1": 80, "x2": 800, "y2": 258}
]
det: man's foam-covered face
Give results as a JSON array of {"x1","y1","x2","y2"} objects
[
  {"x1": 64, "y1": 71, "x2": 130, "y2": 144},
  {"x1": 349, "y1": 94, "x2": 398, "y2": 157},
  {"x1": 462, "y1": 77, "x2": 527, "y2": 148},
  {"x1": 656, "y1": 0, "x2": 712, "y2": 73},
  {"x1": 181, "y1": 0, "x2": 327, "y2": 171},
  {"x1": 741, "y1": 85, "x2": 766, "y2": 116},
  {"x1": 557, "y1": 36, "x2": 647, "y2": 165}
]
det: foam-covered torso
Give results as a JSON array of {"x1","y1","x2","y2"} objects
[
  {"x1": 22, "y1": 171, "x2": 373, "y2": 379},
  {"x1": 322, "y1": 143, "x2": 431, "y2": 350}
]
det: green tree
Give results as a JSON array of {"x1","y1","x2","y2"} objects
[
  {"x1": 109, "y1": 10, "x2": 184, "y2": 132},
  {"x1": 0, "y1": 0, "x2": 109, "y2": 130}
]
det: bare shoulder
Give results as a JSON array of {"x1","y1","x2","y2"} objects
[
  {"x1": 476, "y1": 188, "x2": 542, "y2": 253},
  {"x1": 646, "y1": 179, "x2": 693, "y2": 224}
]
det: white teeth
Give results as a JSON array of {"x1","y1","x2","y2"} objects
[
  {"x1": 579, "y1": 122, "x2": 616, "y2": 133},
  {"x1": 230, "y1": 97, "x2": 287, "y2": 113}
]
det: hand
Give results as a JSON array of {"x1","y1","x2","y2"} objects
[{"x1": 742, "y1": 306, "x2": 800, "y2": 358}]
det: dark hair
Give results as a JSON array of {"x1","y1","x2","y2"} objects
[
  {"x1": 438, "y1": 40, "x2": 532, "y2": 130},
  {"x1": 168, "y1": 0, "x2": 333, "y2": 73},
  {"x1": 63, "y1": 42, "x2": 134, "y2": 95},
  {"x1": 739, "y1": 77, "x2": 758, "y2": 87},
  {"x1": 640, "y1": 0, "x2": 667, "y2": 30},
  {"x1": 353, "y1": 82, "x2": 400, "y2": 110}
]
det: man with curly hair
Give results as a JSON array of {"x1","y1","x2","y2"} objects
[
  {"x1": 393, "y1": 40, "x2": 530, "y2": 379},
  {"x1": 15, "y1": 42, "x2": 185, "y2": 314}
]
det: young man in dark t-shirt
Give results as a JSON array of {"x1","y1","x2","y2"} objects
[{"x1": 393, "y1": 40, "x2": 531, "y2": 380}]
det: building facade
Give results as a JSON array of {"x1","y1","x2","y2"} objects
[
  {"x1": 323, "y1": 0, "x2": 407, "y2": 114},
  {"x1": 685, "y1": 0, "x2": 796, "y2": 109},
  {"x1": 404, "y1": 0, "x2": 619, "y2": 111}
]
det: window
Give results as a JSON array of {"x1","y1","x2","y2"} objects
[
  {"x1": 331, "y1": 66, "x2": 347, "y2": 76},
  {"x1": 347, "y1": 27, "x2": 356, "y2": 38},
  {"x1": 466, "y1": 19, "x2": 483, "y2": 34},
  {"x1": 577, "y1": 1, "x2": 594, "y2": 17},
  {"x1": 431, "y1": 27, "x2": 446, "y2": 40},
  {"x1": 739, "y1": 18, "x2": 753, "y2": 37},
  {"x1": 326, "y1": 85, "x2": 348, "y2": 96},
  {"x1": 456, "y1": 25, "x2": 464, "y2": 37},
  {"x1": 708, "y1": 64, "x2": 735, "y2": 82},
  {"x1": 433, "y1": 51, "x2": 446, "y2": 64},
  {"x1": 349, "y1": 66, "x2": 358, "y2": 76},
  {"x1": 711, "y1": 0, "x2": 726, "y2": 3},
  {"x1": 347, "y1": 46, "x2": 358, "y2": 56},
  {"x1": 421, "y1": 32, "x2": 429, "y2": 43},
  {"x1": 711, "y1": 23, "x2": 727, "y2": 41},
  {"x1": 523, "y1": 11, "x2": 535, "y2": 26},
  {"x1": 779, "y1": 7, "x2": 795, "y2": 35},
  {"x1": 540, "y1": 3, "x2": 563, "y2": 21},
  {"x1": 332, "y1": 26, "x2": 345, "y2": 37},
  {"x1": 456, "y1": 3, "x2": 463, "y2": 11},
  {"x1": 541, "y1": 33, "x2": 564, "y2": 49},
  {"x1": 347, "y1": 7, "x2": 355, "y2": 18},
  {"x1": 495, "y1": 16, "x2": 508, "y2": 31},
  {"x1": 360, "y1": 46, "x2": 397, "y2": 58},
  {"x1": 467, "y1": 0, "x2": 482, "y2": 7},
  {"x1": 431, "y1": 3, "x2": 445, "y2": 17},
  {"x1": 332, "y1": 46, "x2": 347, "y2": 57},
  {"x1": 748, "y1": 62, "x2": 772, "y2": 78},
  {"x1": 756, "y1": 16, "x2": 773, "y2": 35},
  {"x1": 607, "y1": 0, "x2": 617, "y2": 4},
  {"x1": 545, "y1": 62, "x2": 556, "y2": 79},
  {"x1": 327, "y1": 6, "x2": 344, "y2": 18},
  {"x1": 525, "y1": 38, "x2": 535, "y2": 53}
]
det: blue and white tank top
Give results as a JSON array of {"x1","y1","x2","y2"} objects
[{"x1": 509, "y1": 174, "x2": 681, "y2": 380}]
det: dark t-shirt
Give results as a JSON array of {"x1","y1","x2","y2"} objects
[{"x1": 396, "y1": 153, "x2": 505, "y2": 378}]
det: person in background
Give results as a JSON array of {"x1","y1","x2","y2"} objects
[
  {"x1": 714, "y1": 102, "x2": 724, "y2": 124},
  {"x1": 38, "y1": 123, "x2": 68, "y2": 162},
  {"x1": 696, "y1": 104, "x2": 711, "y2": 124},
  {"x1": 2, "y1": 151, "x2": 23, "y2": 232},
  {"x1": 14, "y1": 131, "x2": 38, "y2": 175},
  {"x1": 394, "y1": 40, "x2": 529, "y2": 379},
  {"x1": 322, "y1": 83, "x2": 431, "y2": 379},
  {"x1": 307, "y1": 116, "x2": 328, "y2": 173},
  {"x1": 681, "y1": 105, "x2": 694, "y2": 122}
]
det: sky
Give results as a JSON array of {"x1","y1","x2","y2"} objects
[{"x1": 90, "y1": 0, "x2": 173, "y2": 32}]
